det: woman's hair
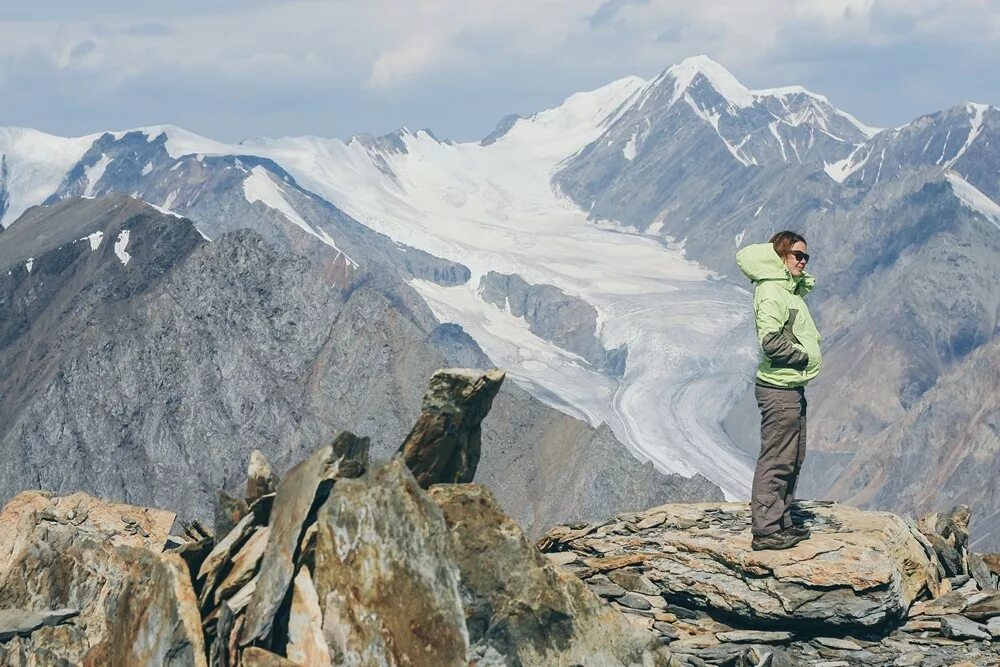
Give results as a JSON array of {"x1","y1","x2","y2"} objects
[{"x1": 769, "y1": 230, "x2": 806, "y2": 257}]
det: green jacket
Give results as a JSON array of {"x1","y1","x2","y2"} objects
[{"x1": 735, "y1": 243, "x2": 822, "y2": 388}]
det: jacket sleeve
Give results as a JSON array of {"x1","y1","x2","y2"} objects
[{"x1": 756, "y1": 293, "x2": 809, "y2": 369}]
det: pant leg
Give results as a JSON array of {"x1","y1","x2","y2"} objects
[
  {"x1": 751, "y1": 384, "x2": 803, "y2": 536},
  {"x1": 781, "y1": 389, "x2": 807, "y2": 529}
]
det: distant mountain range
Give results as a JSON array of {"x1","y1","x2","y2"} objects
[{"x1": 1, "y1": 55, "x2": 997, "y2": 543}]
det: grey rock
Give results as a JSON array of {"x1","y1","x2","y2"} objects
[
  {"x1": 811, "y1": 637, "x2": 863, "y2": 650},
  {"x1": 0, "y1": 608, "x2": 78, "y2": 642},
  {"x1": 618, "y1": 593, "x2": 654, "y2": 610},
  {"x1": 590, "y1": 583, "x2": 628, "y2": 599},
  {"x1": 398, "y1": 368, "x2": 505, "y2": 488},
  {"x1": 986, "y1": 616, "x2": 1000, "y2": 638},
  {"x1": 716, "y1": 630, "x2": 793, "y2": 643},
  {"x1": 939, "y1": 614, "x2": 989, "y2": 640}
]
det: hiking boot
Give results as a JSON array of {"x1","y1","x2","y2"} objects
[
  {"x1": 751, "y1": 528, "x2": 807, "y2": 551},
  {"x1": 784, "y1": 524, "x2": 811, "y2": 538}
]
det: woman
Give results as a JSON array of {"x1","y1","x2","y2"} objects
[{"x1": 735, "y1": 231, "x2": 822, "y2": 551}]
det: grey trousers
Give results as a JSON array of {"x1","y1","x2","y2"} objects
[{"x1": 750, "y1": 383, "x2": 807, "y2": 536}]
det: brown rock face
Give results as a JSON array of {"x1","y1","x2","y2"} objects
[
  {"x1": 539, "y1": 501, "x2": 937, "y2": 630},
  {"x1": 0, "y1": 492, "x2": 180, "y2": 664},
  {"x1": 314, "y1": 458, "x2": 469, "y2": 666},
  {"x1": 428, "y1": 483, "x2": 671, "y2": 666},
  {"x1": 398, "y1": 368, "x2": 505, "y2": 487},
  {"x1": 104, "y1": 552, "x2": 207, "y2": 667}
]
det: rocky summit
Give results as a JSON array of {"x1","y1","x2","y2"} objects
[{"x1": 2, "y1": 369, "x2": 1000, "y2": 666}]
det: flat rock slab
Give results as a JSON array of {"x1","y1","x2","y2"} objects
[
  {"x1": 939, "y1": 614, "x2": 989, "y2": 640},
  {"x1": 540, "y1": 501, "x2": 936, "y2": 629},
  {"x1": 0, "y1": 491, "x2": 175, "y2": 569},
  {"x1": 0, "y1": 608, "x2": 78, "y2": 641}
]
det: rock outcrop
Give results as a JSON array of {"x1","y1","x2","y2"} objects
[
  {"x1": 540, "y1": 500, "x2": 1000, "y2": 665},
  {"x1": 398, "y1": 367, "x2": 505, "y2": 487},
  {"x1": 0, "y1": 369, "x2": 674, "y2": 666}
]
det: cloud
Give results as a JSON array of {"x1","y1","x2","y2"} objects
[
  {"x1": 120, "y1": 22, "x2": 174, "y2": 37},
  {"x1": 0, "y1": 0, "x2": 995, "y2": 141}
]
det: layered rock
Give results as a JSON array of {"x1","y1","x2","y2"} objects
[{"x1": 540, "y1": 501, "x2": 937, "y2": 630}]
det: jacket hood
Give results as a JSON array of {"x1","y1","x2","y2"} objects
[{"x1": 736, "y1": 242, "x2": 815, "y2": 295}]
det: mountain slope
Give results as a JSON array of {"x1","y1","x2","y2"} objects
[{"x1": 0, "y1": 195, "x2": 721, "y2": 535}]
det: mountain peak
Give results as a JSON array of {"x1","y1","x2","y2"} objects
[{"x1": 662, "y1": 55, "x2": 753, "y2": 108}]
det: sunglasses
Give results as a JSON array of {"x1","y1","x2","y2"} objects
[{"x1": 789, "y1": 251, "x2": 810, "y2": 264}]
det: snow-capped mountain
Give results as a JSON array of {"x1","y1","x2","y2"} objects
[{"x1": 1, "y1": 55, "x2": 998, "y2": 531}]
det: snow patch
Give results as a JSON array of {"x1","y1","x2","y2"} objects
[
  {"x1": 114, "y1": 229, "x2": 131, "y2": 266},
  {"x1": 947, "y1": 172, "x2": 1000, "y2": 230},
  {"x1": 82, "y1": 230, "x2": 103, "y2": 250},
  {"x1": 141, "y1": 161, "x2": 153, "y2": 176},
  {"x1": 243, "y1": 165, "x2": 357, "y2": 266},
  {"x1": 25, "y1": 257, "x2": 33, "y2": 273},
  {"x1": 82, "y1": 154, "x2": 112, "y2": 197},
  {"x1": 943, "y1": 103, "x2": 987, "y2": 169},
  {"x1": 623, "y1": 131, "x2": 638, "y2": 161}
]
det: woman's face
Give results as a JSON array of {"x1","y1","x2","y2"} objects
[{"x1": 783, "y1": 241, "x2": 808, "y2": 277}]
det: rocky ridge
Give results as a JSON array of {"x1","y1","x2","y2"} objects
[
  {"x1": 540, "y1": 503, "x2": 1000, "y2": 665},
  {"x1": 2, "y1": 368, "x2": 1000, "y2": 666}
]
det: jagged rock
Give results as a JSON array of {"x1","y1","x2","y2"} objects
[
  {"x1": 924, "y1": 532, "x2": 963, "y2": 577},
  {"x1": 213, "y1": 526, "x2": 269, "y2": 605},
  {"x1": 245, "y1": 450, "x2": 278, "y2": 505},
  {"x1": 540, "y1": 502, "x2": 937, "y2": 629},
  {"x1": 962, "y1": 591, "x2": 1000, "y2": 620},
  {"x1": 398, "y1": 368, "x2": 505, "y2": 487},
  {"x1": 104, "y1": 552, "x2": 207, "y2": 667},
  {"x1": 198, "y1": 511, "x2": 260, "y2": 609},
  {"x1": 286, "y1": 566, "x2": 331, "y2": 667},
  {"x1": 240, "y1": 440, "x2": 347, "y2": 646},
  {"x1": 428, "y1": 482, "x2": 671, "y2": 666},
  {"x1": 935, "y1": 506, "x2": 971, "y2": 551},
  {"x1": 968, "y1": 553, "x2": 996, "y2": 590},
  {"x1": 314, "y1": 458, "x2": 468, "y2": 666},
  {"x1": 939, "y1": 614, "x2": 989, "y2": 640},
  {"x1": 214, "y1": 491, "x2": 248, "y2": 542},
  {"x1": 0, "y1": 608, "x2": 78, "y2": 641}
]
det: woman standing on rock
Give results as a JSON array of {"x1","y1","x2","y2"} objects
[{"x1": 736, "y1": 231, "x2": 822, "y2": 551}]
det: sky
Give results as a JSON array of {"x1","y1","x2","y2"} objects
[{"x1": 0, "y1": 0, "x2": 997, "y2": 143}]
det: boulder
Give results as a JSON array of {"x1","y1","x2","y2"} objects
[
  {"x1": 313, "y1": 458, "x2": 468, "y2": 666},
  {"x1": 539, "y1": 501, "x2": 936, "y2": 629},
  {"x1": 245, "y1": 450, "x2": 278, "y2": 505},
  {"x1": 0, "y1": 492, "x2": 178, "y2": 664},
  {"x1": 103, "y1": 552, "x2": 207, "y2": 667},
  {"x1": 398, "y1": 368, "x2": 505, "y2": 487},
  {"x1": 428, "y1": 483, "x2": 671, "y2": 666}
]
